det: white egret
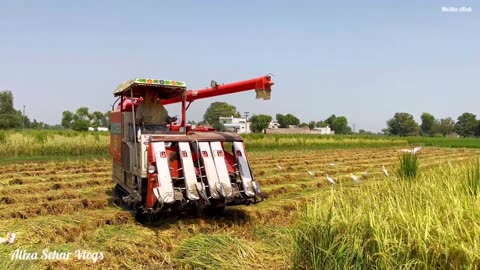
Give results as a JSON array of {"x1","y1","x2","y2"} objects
[
  {"x1": 448, "y1": 160, "x2": 453, "y2": 169},
  {"x1": 382, "y1": 166, "x2": 389, "y2": 177},
  {"x1": 326, "y1": 174, "x2": 336, "y2": 184}
]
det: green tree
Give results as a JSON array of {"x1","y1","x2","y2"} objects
[
  {"x1": 454, "y1": 113, "x2": 477, "y2": 137},
  {"x1": 61, "y1": 111, "x2": 74, "y2": 129},
  {"x1": 249, "y1": 114, "x2": 272, "y2": 133},
  {"x1": 212, "y1": 122, "x2": 226, "y2": 132},
  {"x1": 299, "y1": 122, "x2": 309, "y2": 128},
  {"x1": 436, "y1": 117, "x2": 455, "y2": 136},
  {"x1": 76, "y1": 107, "x2": 91, "y2": 121},
  {"x1": 386, "y1": 113, "x2": 420, "y2": 136},
  {"x1": 324, "y1": 114, "x2": 336, "y2": 128},
  {"x1": 381, "y1": 128, "x2": 390, "y2": 135},
  {"x1": 91, "y1": 111, "x2": 106, "y2": 128},
  {"x1": 308, "y1": 121, "x2": 316, "y2": 130},
  {"x1": 320, "y1": 114, "x2": 352, "y2": 134},
  {"x1": 276, "y1": 113, "x2": 300, "y2": 128},
  {"x1": 203, "y1": 102, "x2": 240, "y2": 126},
  {"x1": 332, "y1": 116, "x2": 352, "y2": 134},
  {"x1": 358, "y1": 129, "x2": 374, "y2": 135},
  {"x1": 102, "y1": 111, "x2": 110, "y2": 127},
  {"x1": 23, "y1": 115, "x2": 31, "y2": 129},
  {"x1": 71, "y1": 119, "x2": 90, "y2": 131},
  {"x1": 0, "y1": 90, "x2": 16, "y2": 114},
  {"x1": 474, "y1": 121, "x2": 480, "y2": 137},
  {"x1": 420, "y1": 112, "x2": 435, "y2": 136},
  {"x1": 61, "y1": 107, "x2": 94, "y2": 131},
  {"x1": 315, "y1": 121, "x2": 325, "y2": 128},
  {"x1": 30, "y1": 119, "x2": 46, "y2": 129},
  {"x1": 0, "y1": 90, "x2": 23, "y2": 129}
]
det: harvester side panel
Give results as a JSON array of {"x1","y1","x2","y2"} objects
[
  {"x1": 109, "y1": 111, "x2": 122, "y2": 163},
  {"x1": 178, "y1": 142, "x2": 200, "y2": 201},
  {"x1": 198, "y1": 142, "x2": 221, "y2": 199},
  {"x1": 121, "y1": 142, "x2": 132, "y2": 172},
  {"x1": 233, "y1": 142, "x2": 255, "y2": 197},
  {"x1": 152, "y1": 142, "x2": 175, "y2": 204}
]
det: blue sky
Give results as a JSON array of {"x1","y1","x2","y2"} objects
[{"x1": 0, "y1": 0, "x2": 478, "y2": 132}]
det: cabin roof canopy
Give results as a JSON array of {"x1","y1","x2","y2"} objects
[{"x1": 114, "y1": 78, "x2": 187, "y2": 99}]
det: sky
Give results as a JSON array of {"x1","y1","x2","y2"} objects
[{"x1": 0, "y1": 0, "x2": 478, "y2": 132}]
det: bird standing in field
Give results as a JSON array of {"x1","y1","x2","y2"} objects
[
  {"x1": 400, "y1": 146, "x2": 422, "y2": 154},
  {"x1": 0, "y1": 232, "x2": 15, "y2": 244},
  {"x1": 362, "y1": 170, "x2": 369, "y2": 179},
  {"x1": 412, "y1": 146, "x2": 422, "y2": 154},
  {"x1": 350, "y1": 173, "x2": 359, "y2": 183},
  {"x1": 308, "y1": 171, "x2": 315, "y2": 176},
  {"x1": 276, "y1": 165, "x2": 283, "y2": 171},
  {"x1": 448, "y1": 160, "x2": 453, "y2": 169},
  {"x1": 326, "y1": 174, "x2": 336, "y2": 184},
  {"x1": 382, "y1": 166, "x2": 389, "y2": 177}
]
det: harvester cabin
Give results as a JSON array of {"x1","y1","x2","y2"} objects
[{"x1": 112, "y1": 78, "x2": 188, "y2": 136}]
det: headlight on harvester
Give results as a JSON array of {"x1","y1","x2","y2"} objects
[{"x1": 148, "y1": 165, "x2": 156, "y2": 174}]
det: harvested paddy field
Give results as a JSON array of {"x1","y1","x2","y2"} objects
[{"x1": 1, "y1": 146, "x2": 479, "y2": 269}]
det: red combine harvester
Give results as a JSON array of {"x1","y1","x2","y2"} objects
[{"x1": 109, "y1": 75, "x2": 274, "y2": 219}]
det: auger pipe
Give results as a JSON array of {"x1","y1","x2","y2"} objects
[{"x1": 161, "y1": 75, "x2": 274, "y2": 105}]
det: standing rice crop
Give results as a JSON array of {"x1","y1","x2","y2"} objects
[
  {"x1": 289, "y1": 162, "x2": 480, "y2": 269},
  {"x1": 396, "y1": 151, "x2": 420, "y2": 181},
  {"x1": 464, "y1": 157, "x2": 480, "y2": 196}
]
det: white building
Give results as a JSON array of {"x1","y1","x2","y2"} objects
[
  {"x1": 313, "y1": 125, "x2": 335, "y2": 135},
  {"x1": 268, "y1": 120, "x2": 280, "y2": 129},
  {"x1": 88, "y1": 127, "x2": 109, "y2": 132},
  {"x1": 219, "y1": 116, "x2": 251, "y2": 134}
]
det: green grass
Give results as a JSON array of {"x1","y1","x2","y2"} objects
[
  {"x1": 244, "y1": 134, "x2": 480, "y2": 151},
  {"x1": 0, "y1": 130, "x2": 109, "y2": 158},
  {"x1": 243, "y1": 134, "x2": 409, "y2": 151},
  {"x1": 2, "y1": 130, "x2": 480, "y2": 159},
  {"x1": 406, "y1": 136, "x2": 480, "y2": 148}
]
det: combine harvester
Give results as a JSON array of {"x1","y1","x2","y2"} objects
[{"x1": 109, "y1": 75, "x2": 274, "y2": 220}]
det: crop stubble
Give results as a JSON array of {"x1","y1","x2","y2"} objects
[{"x1": 0, "y1": 146, "x2": 479, "y2": 269}]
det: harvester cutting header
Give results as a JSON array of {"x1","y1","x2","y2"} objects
[{"x1": 109, "y1": 75, "x2": 274, "y2": 219}]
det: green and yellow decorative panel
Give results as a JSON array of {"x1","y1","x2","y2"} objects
[{"x1": 114, "y1": 78, "x2": 187, "y2": 96}]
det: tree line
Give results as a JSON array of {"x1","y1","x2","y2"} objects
[
  {"x1": 0, "y1": 90, "x2": 109, "y2": 131},
  {"x1": 61, "y1": 108, "x2": 110, "y2": 131},
  {"x1": 385, "y1": 112, "x2": 479, "y2": 137},
  {"x1": 200, "y1": 102, "x2": 480, "y2": 137},
  {"x1": 200, "y1": 102, "x2": 353, "y2": 134},
  {"x1": 0, "y1": 90, "x2": 61, "y2": 129},
  {"x1": 1, "y1": 91, "x2": 479, "y2": 137}
]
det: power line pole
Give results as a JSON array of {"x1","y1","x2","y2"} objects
[
  {"x1": 244, "y1": 112, "x2": 249, "y2": 133},
  {"x1": 22, "y1": 105, "x2": 25, "y2": 129}
]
